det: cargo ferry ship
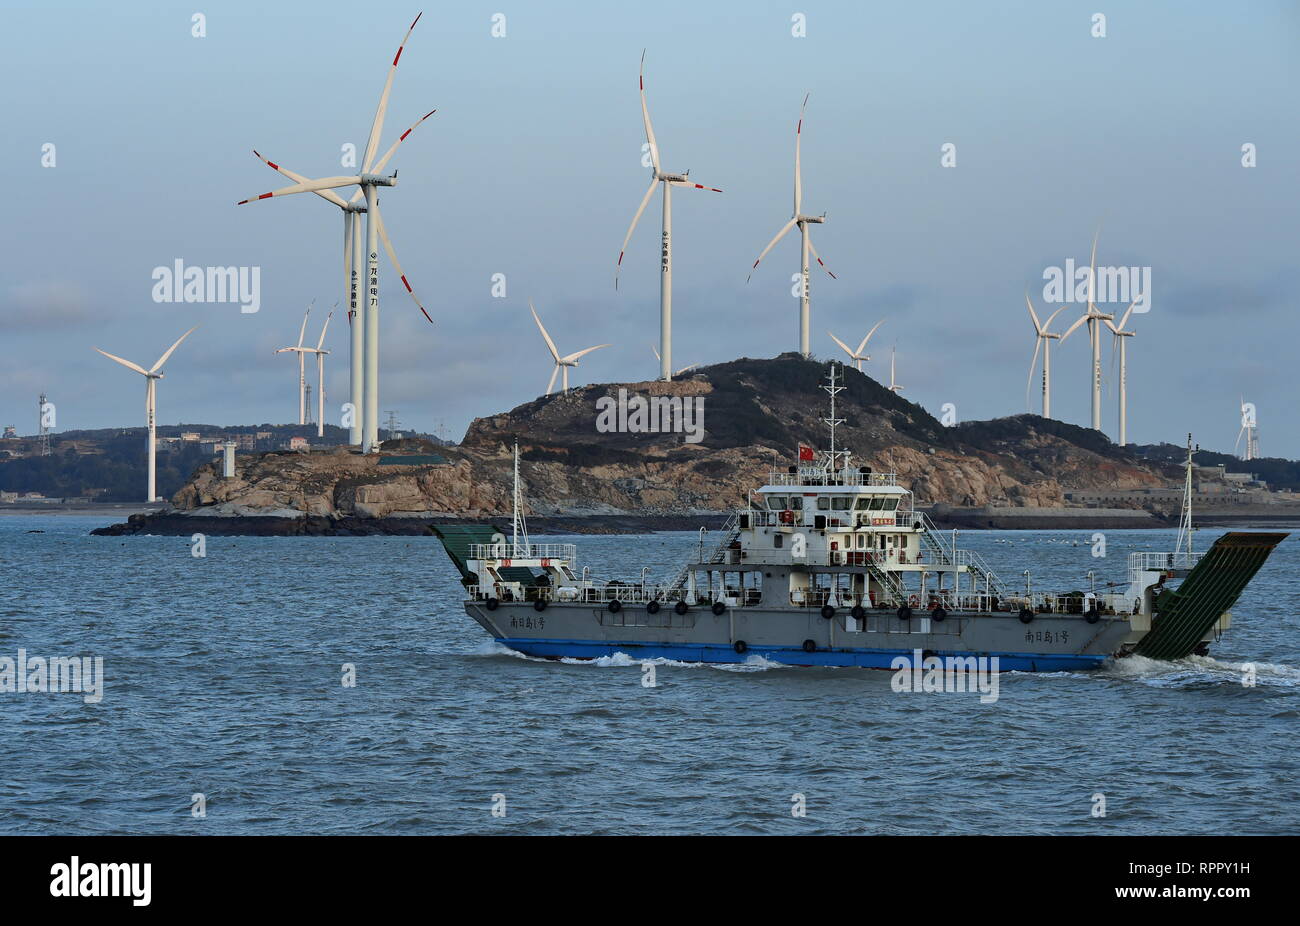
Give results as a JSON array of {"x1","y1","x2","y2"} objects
[{"x1": 435, "y1": 366, "x2": 1284, "y2": 670}]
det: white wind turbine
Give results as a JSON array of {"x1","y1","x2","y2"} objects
[
  {"x1": 616, "y1": 51, "x2": 722, "y2": 382},
  {"x1": 240, "y1": 13, "x2": 433, "y2": 453},
  {"x1": 94, "y1": 327, "x2": 198, "y2": 503},
  {"x1": 1103, "y1": 298, "x2": 1138, "y2": 446},
  {"x1": 827, "y1": 319, "x2": 884, "y2": 372},
  {"x1": 1059, "y1": 230, "x2": 1114, "y2": 431},
  {"x1": 306, "y1": 308, "x2": 334, "y2": 439},
  {"x1": 650, "y1": 344, "x2": 698, "y2": 377},
  {"x1": 1025, "y1": 293, "x2": 1067, "y2": 418},
  {"x1": 888, "y1": 346, "x2": 903, "y2": 394},
  {"x1": 275, "y1": 303, "x2": 313, "y2": 425},
  {"x1": 748, "y1": 94, "x2": 836, "y2": 357},
  {"x1": 250, "y1": 108, "x2": 433, "y2": 447},
  {"x1": 530, "y1": 302, "x2": 611, "y2": 396}
]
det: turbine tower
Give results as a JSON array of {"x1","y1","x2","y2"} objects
[
  {"x1": 275, "y1": 304, "x2": 313, "y2": 425},
  {"x1": 530, "y1": 301, "x2": 611, "y2": 396},
  {"x1": 307, "y1": 309, "x2": 334, "y2": 439},
  {"x1": 1059, "y1": 230, "x2": 1114, "y2": 432},
  {"x1": 1025, "y1": 293, "x2": 1066, "y2": 418},
  {"x1": 1103, "y1": 298, "x2": 1139, "y2": 445},
  {"x1": 827, "y1": 320, "x2": 884, "y2": 372},
  {"x1": 1236, "y1": 399, "x2": 1260, "y2": 461},
  {"x1": 888, "y1": 346, "x2": 903, "y2": 394},
  {"x1": 94, "y1": 327, "x2": 198, "y2": 502},
  {"x1": 240, "y1": 13, "x2": 433, "y2": 453},
  {"x1": 616, "y1": 51, "x2": 722, "y2": 382},
  {"x1": 748, "y1": 94, "x2": 836, "y2": 358},
  {"x1": 651, "y1": 344, "x2": 698, "y2": 377}
]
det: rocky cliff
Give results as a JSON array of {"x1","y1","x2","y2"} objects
[{"x1": 167, "y1": 355, "x2": 1171, "y2": 521}]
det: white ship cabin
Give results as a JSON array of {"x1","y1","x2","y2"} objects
[{"x1": 680, "y1": 461, "x2": 1014, "y2": 621}]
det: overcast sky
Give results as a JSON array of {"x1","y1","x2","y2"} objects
[{"x1": 2, "y1": 0, "x2": 1297, "y2": 455}]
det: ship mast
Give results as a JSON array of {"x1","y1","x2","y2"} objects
[
  {"x1": 1173, "y1": 432, "x2": 1195, "y2": 560},
  {"x1": 511, "y1": 439, "x2": 530, "y2": 553},
  {"x1": 820, "y1": 362, "x2": 850, "y2": 477}
]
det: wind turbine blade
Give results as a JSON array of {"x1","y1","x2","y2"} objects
[
  {"x1": 673, "y1": 180, "x2": 723, "y2": 192},
  {"x1": 675, "y1": 363, "x2": 699, "y2": 375},
  {"x1": 855, "y1": 318, "x2": 885, "y2": 355},
  {"x1": 296, "y1": 304, "x2": 311, "y2": 349},
  {"x1": 794, "y1": 93, "x2": 808, "y2": 215},
  {"x1": 362, "y1": 12, "x2": 423, "y2": 174},
  {"x1": 747, "y1": 217, "x2": 799, "y2": 282},
  {"x1": 1059, "y1": 313, "x2": 1088, "y2": 343},
  {"x1": 639, "y1": 50, "x2": 660, "y2": 174},
  {"x1": 316, "y1": 309, "x2": 334, "y2": 351},
  {"x1": 252, "y1": 150, "x2": 350, "y2": 209},
  {"x1": 616, "y1": 177, "x2": 659, "y2": 289},
  {"x1": 651, "y1": 343, "x2": 661, "y2": 362},
  {"x1": 373, "y1": 205, "x2": 434, "y2": 324},
  {"x1": 827, "y1": 331, "x2": 855, "y2": 360},
  {"x1": 94, "y1": 348, "x2": 149, "y2": 377},
  {"x1": 562, "y1": 344, "x2": 611, "y2": 363},
  {"x1": 238, "y1": 176, "x2": 361, "y2": 204},
  {"x1": 366, "y1": 109, "x2": 437, "y2": 179},
  {"x1": 807, "y1": 236, "x2": 836, "y2": 279},
  {"x1": 1026, "y1": 337, "x2": 1042, "y2": 412},
  {"x1": 530, "y1": 301, "x2": 561, "y2": 362},
  {"x1": 1088, "y1": 227, "x2": 1100, "y2": 309},
  {"x1": 149, "y1": 326, "x2": 198, "y2": 373},
  {"x1": 545, "y1": 364, "x2": 560, "y2": 397},
  {"x1": 1044, "y1": 306, "x2": 1067, "y2": 331},
  {"x1": 1115, "y1": 298, "x2": 1138, "y2": 332},
  {"x1": 1025, "y1": 290, "x2": 1044, "y2": 334}
]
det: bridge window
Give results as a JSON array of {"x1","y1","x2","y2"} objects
[
  {"x1": 816, "y1": 497, "x2": 830, "y2": 510},
  {"x1": 831, "y1": 497, "x2": 851, "y2": 511}
]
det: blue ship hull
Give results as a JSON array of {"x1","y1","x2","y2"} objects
[{"x1": 497, "y1": 636, "x2": 1110, "y2": 672}]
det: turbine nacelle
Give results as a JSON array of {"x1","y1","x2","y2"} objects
[{"x1": 797, "y1": 214, "x2": 826, "y2": 225}]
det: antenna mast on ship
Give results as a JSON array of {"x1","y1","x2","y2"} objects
[
  {"x1": 820, "y1": 362, "x2": 850, "y2": 476},
  {"x1": 511, "y1": 439, "x2": 530, "y2": 553},
  {"x1": 1174, "y1": 432, "x2": 1195, "y2": 559}
]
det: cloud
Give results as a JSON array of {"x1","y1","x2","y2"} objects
[{"x1": 0, "y1": 281, "x2": 96, "y2": 330}]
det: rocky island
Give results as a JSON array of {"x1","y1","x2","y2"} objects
[{"x1": 92, "y1": 355, "x2": 1216, "y2": 537}]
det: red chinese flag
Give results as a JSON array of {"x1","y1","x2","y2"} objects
[{"x1": 798, "y1": 445, "x2": 815, "y2": 462}]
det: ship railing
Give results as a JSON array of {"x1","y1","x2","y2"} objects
[
  {"x1": 1127, "y1": 550, "x2": 1204, "y2": 582},
  {"x1": 468, "y1": 581, "x2": 760, "y2": 608},
  {"x1": 468, "y1": 542, "x2": 577, "y2": 561},
  {"x1": 1002, "y1": 592, "x2": 1135, "y2": 617},
  {"x1": 765, "y1": 469, "x2": 900, "y2": 488}
]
